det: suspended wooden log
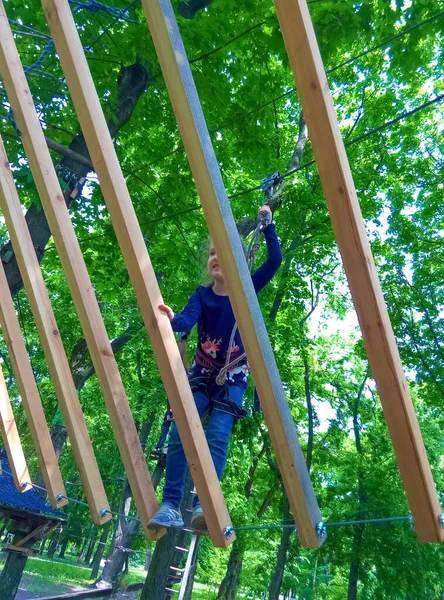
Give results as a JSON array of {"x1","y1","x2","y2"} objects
[
  {"x1": 0, "y1": 134, "x2": 107, "y2": 517},
  {"x1": 138, "y1": 0, "x2": 324, "y2": 548},
  {"x1": 0, "y1": 3, "x2": 159, "y2": 538},
  {"x1": 0, "y1": 357, "x2": 31, "y2": 493},
  {"x1": 40, "y1": 0, "x2": 235, "y2": 549},
  {"x1": 273, "y1": 0, "x2": 443, "y2": 543}
]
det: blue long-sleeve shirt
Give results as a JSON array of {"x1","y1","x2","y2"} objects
[{"x1": 171, "y1": 224, "x2": 282, "y2": 383}]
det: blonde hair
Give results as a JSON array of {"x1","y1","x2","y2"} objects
[{"x1": 203, "y1": 237, "x2": 248, "y2": 285}]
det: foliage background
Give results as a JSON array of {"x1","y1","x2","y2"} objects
[{"x1": 0, "y1": 0, "x2": 443, "y2": 597}]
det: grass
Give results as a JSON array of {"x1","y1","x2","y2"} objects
[{"x1": 0, "y1": 551, "x2": 147, "y2": 596}]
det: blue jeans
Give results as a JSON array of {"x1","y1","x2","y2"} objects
[{"x1": 162, "y1": 384, "x2": 245, "y2": 509}]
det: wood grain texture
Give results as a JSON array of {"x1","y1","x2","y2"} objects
[
  {"x1": 274, "y1": 0, "x2": 443, "y2": 543},
  {"x1": 0, "y1": 358, "x2": 31, "y2": 493},
  {"x1": 0, "y1": 132, "x2": 107, "y2": 512},
  {"x1": 0, "y1": 2, "x2": 154, "y2": 528},
  {"x1": 41, "y1": 0, "x2": 234, "y2": 548},
  {"x1": 139, "y1": 0, "x2": 324, "y2": 548}
]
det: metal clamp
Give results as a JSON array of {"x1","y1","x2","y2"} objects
[
  {"x1": 260, "y1": 171, "x2": 282, "y2": 202},
  {"x1": 316, "y1": 521, "x2": 327, "y2": 538},
  {"x1": 100, "y1": 509, "x2": 110, "y2": 518},
  {"x1": 223, "y1": 526, "x2": 234, "y2": 539}
]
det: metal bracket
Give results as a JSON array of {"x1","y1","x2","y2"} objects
[
  {"x1": 223, "y1": 526, "x2": 234, "y2": 539},
  {"x1": 316, "y1": 521, "x2": 327, "y2": 538},
  {"x1": 260, "y1": 171, "x2": 283, "y2": 203}
]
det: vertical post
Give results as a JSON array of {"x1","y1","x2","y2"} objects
[
  {"x1": 273, "y1": 0, "x2": 443, "y2": 542},
  {"x1": 138, "y1": 0, "x2": 324, "y2": 548},
  {"x1": 0, "y1": 134, "x2": 107, "y2": 516},
  {"x1": 40, "y1": 0, "x2": 235, "y2": 548},
  {"x1": 0, "y1": 3, "x2": 158, "y2": 539},
  {"x1": 0, "y1": 359, "x2": 31, "y2": 492}
]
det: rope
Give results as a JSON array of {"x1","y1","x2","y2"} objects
[
  {"x1": 24, "y1": 38, "x2": 54, "y2": 78},
  {"x1": 68, "y1": 0, "x2": 139, "y2": 23},
  {"x1": 231, "y1": 515, "x2": 414, "y2": 532},
  {"x1": 143, "y1": 9, "x2": 444, "y2": 172},
  {"x1": 13, "y1": 474, "x2": 142, "y2": 526},
  {"x1": 140, "y1": 90, "x2": 444, "y2": 223},
  {"x1": 215, "y1": 217, "x2": 266, "y2": 387}
]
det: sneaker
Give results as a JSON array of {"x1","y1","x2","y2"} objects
[
  {"x1": 147, "y1": 503, "x2": 184, "y2": 529},
  {"x1": 190, "y1": 505, "x2": 207, "y2": 533}
]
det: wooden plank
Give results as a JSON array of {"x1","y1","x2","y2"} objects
[
  {"x1": 0, "y1": 1, "x2": 159, "y2": 539},
  {"x1": 0, "y1": 359, "x2": 30, "y2": 492},
  {"x1": 0, "y1": 134, "x2": 107, "y2": 517},
  {"x1": 0, "y1": 258, "x2": 67, "y2": 507},
  {"x1": 40, "y1": 0, "x2": 235, "y2": 549},
  {"x1": 138, "y1": 0, "x2": 324, "y2": 549},
  {"x1": 14, "y1": 523, "x2": 47, "y2": 547},
  {"x1": 273, "y1": 0, "x2": 443, "y2": 543}
]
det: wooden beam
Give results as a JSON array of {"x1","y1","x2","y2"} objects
[
  {"x1": 0, "y1": 359, "x2": 30, "y2": 492},
  {"x1": 273, "y1": 0, "x2": 443, "y2": 543},
  {"x1": 0, "y1": 258, "x2": 67, "y2": 507},
  {"x1": 40, "y1": 0, "x2": 235, "y2": 549},
  {"x1": 138, "y1": 0, "x2": 324, "y2": 548},
  {"x1": 0, "y1": 133, "x2": 107, "y2": 517},
  {"x1": 0, "y1": 3, "x2": 158, "y2": 537},
  {"x1": 14, "y1": 523, "x2": 47, "y2": 547}
]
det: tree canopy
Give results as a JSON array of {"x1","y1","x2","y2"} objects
[{"x1": 0, "y1": 0, "x2": 443, "y2": 598}]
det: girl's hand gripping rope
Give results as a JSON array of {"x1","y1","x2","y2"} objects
[{"x1": 258, "y1": 204, "x2": 272, "y2": 229}]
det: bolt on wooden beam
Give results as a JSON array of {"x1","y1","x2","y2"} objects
[
  {"x1": 0, "y1": 133, "x2": 108, "y2": 517},
  {"x1": 0, "y1": 2, "x2": 158, "y2": 537},
  {"x1": 138, "y1": 0, "x2": 324, "y2": 548},
  {"x1": 273, "y1": 0, "x2": 443, "y2": 543},
  {"x1": 40, "y1": 0, "x2": 235, "y2": 549}
]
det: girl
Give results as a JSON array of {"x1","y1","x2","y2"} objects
[{"x1": 148, "y1": 205, "x2": 282, "y2": 532}]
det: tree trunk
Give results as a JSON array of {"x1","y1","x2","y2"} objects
[
  {"x1": 347, "y1": 524, "x2": 364, "y2": 600},
  {"x1": 140, "y1": 528, "x2": 183, "y2": 600},
  {"x1": 96, "y1": 492, "x2": 140, "y2": 589},
  {"x1": 47, "y1": 534, "x2": 59, "y2": 559},
  {"x1": 346, "y1": 375, "x2": 368, "y2": 600},
  {"x1": 268, "y1": 497, "x2": 291, "y2": 600},
  {"x1": 84, "y1": 534, "x2": 97, "y2": 565},
  {"x1": 141, "y1": 473, "x2": 194, "y2": 600},
  {"x1": 59, "y1": 536, "x2": 69, "y2": 559},
  {"x1": 94, "y1": 418, "x2": 157, "y2": 590},
  {"x1": 77, "y1": 532, "x2": 90, "y2": 562},
  {"x1": 90, "y1": 520, "x2": 112, "y2": 580},
  {"x1": 216, "y1": 540, "x2": 244, "y2": 600},
  {"x1": 2, "y1": 61, "x2": 150, "y2": 297},
  {"x1": 0, "y1": 549, "x2": 30, "y2": 600},
  {"x1": 0, "y1": 520, "x2": 39, "y2": 600},
  {"x1": 39, "y1": 536, "x2": 48, "y2": 555}
]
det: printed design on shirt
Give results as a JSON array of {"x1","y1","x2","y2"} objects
[
  {"x1": 229, "y1": 342, "x2": 240, "y2": 355},
  {"x1": 201, "y1": 335, "x2": 222, "y2": 359},
  {"x1": 227, "y1": 363, "x2": 249, "y2": 383}
]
